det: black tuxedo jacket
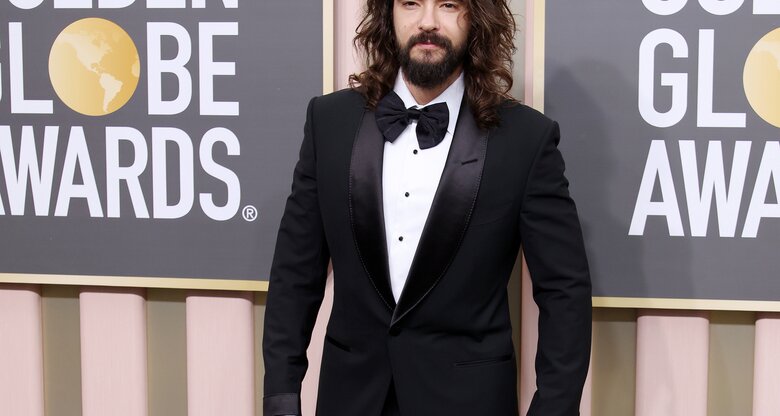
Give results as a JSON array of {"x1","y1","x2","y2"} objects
[{"x1": 263, "y1": 89, "x2": 591, "y2": 416}]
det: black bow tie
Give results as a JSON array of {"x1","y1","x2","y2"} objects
[{"x1": 375, "y1": 91, "x2": 449, "y2": 150}]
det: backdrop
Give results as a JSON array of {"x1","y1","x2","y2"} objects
[
  {"x1": 544, "y1": 0, "x2": 780, "y2": 303},
  {"x1": 0, "y1": 0, "x2": 322, "y2": 285}
]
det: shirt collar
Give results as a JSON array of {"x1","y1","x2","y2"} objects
[{"x1": 393, "y1": 69, "x2": 465, "y2": 136}]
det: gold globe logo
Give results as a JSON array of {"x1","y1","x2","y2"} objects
[
  {"x1": 744, "y1": 28, "x2": 780, "y2": 129},
  {"x1": 48, "y1": 18, "x2": 140, "y2": 116}
]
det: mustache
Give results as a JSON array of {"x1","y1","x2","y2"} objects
[{"x1": 406, "y1": 32, "x2": 451, "y2": 49}]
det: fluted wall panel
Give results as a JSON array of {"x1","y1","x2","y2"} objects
[
  {"x1": 753, "y1": 314, "x2": 780, "y2": 416},
  {"x1": 635, "y1": 311, "x2": 709, "y2": 416},
  {"x1": 79, "y1": 288, "x2": 148, "y2": 416},
  {"x1": 0, "y1": 285, "x2": 45, "y2": 416},
  {"x1": 186, "y1": 292, "x2": 254, "y2": 416}
]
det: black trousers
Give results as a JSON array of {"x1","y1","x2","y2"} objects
[{"x1": 380, "y1": 381, "x2": 401, "y2": 416}]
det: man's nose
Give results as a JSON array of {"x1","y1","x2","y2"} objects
[{"x1": 418, "y1": 3, "x2": 439, "y2": 31}]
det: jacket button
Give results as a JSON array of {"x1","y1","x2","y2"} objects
[{"x1": 388, "y1": 327, "x2": 401, "y2": 336}]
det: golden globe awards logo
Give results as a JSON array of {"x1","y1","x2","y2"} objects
[
  {"x1": 629, "y1": 0, "x2": 780, "y2": 238},
  {"x1": 49, "y1": 18, "x2": 140, "y2": 116},
  {"x1": 744, "y1": 27, "x2": 780, "y2": 129},
  {"x1": 0, "y1": 1, "x2": 246, "y2": 221}
]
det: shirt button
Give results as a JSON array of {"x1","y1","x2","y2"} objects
[
  {"x1": 398, "y1": 236, "x2": 404, "y2": 241},
  {"x1": 404, "y1": 192, "x2": 410, "y2": 197},
  {"x1": 413, "y1": 149, "x2": 418, "y2": 154}
]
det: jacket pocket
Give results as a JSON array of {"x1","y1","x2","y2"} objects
[
  {"x1": 324, "y1": 334, "x2": 351, "y2": 352},
  {"x1": 453, "y1": 353, "x2": 513, "y2": 368}
]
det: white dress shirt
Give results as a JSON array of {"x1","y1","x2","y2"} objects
[{"x1": 382, "y1": 70, "x2": 465, "y2": 302}]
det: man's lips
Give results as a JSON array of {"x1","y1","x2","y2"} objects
[{"x1": 414, "y1": 41, "x2": 442, "y2": 49}]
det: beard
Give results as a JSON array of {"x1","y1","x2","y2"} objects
[{"x1": 398, "y1": 32, "x2": 467, "y2": 89}]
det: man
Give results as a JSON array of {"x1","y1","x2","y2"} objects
[{"x1": 263, "y1": 0, "x2": 591, "y2": 415}]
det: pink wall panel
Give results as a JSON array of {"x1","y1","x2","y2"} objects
[
  {"x1": 524, "y1": 0, "x2": 535, "y2": 105},
  {"x1": 186, "y1": 292, "x2": 254, "y2": 416},
  {"x1": 752, "y1": 313, "x2": 780, "y2": 416},
  {"x1": 302, "y1": 274, "x2": 334, "y2": 416},
  {"x1": 334, "y1": 0, "x2": 363, "y2": 91},
  {"x1": 580, "y1": 356, "x2": 593, "y2": 416},
  {"x1": 80, "y1": 288, "x2": 148, "y2": 416},
  {"x1": 519, "y1": 259, "x2": 539, "y2": 415},
  {"x1": 0, "y1": 284, "x2": 45, "y2": 416},
  {"x1": 636, "y1": 310, "x2": 709, "y2": 416}
]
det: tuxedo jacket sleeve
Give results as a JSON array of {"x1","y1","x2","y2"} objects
[
  {"x1": 520, "y1": 120, "x2": 592, "y2": 416},
  {"x1": 262, "y1": 96, "x2": 329, "y2": 416}
]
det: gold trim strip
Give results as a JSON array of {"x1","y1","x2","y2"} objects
[
  {"x1": 5, "y1": 273, "x2": 778, "y2": 310},
  {"x1": 0, "y1": 273, "x2": 268, "y2": 291},
  {"x1": 323, "y1": 0, "x2": 335, "y2": 94},
  {"x1": 594, "y1": 296, "x2": 780, "y2": 312},
  {"x1": 532, "y1": 0, "x2": 546, "y2": 111}
]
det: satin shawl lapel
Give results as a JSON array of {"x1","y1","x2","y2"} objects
[
  {"x1": 349, "y1": 110, "x2": 396, "y2": 310},
  {"x1": 391, "y1": 101, "x2": 488, "y2": 326}
]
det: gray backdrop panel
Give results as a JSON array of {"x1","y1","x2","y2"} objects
[
  {"x1": 545, "y1": 1, "x2": 780, "y2": 301},
  {"x1": 0, "y1": 1, "x2": 322, "y2": 282}
]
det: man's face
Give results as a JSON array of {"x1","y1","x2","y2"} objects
[{"x1": 393, "y1": 0, "x2": 470, "y2": 89}]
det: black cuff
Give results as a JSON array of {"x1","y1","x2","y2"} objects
[{"x1": 263, "y1": 393, "x2": 301, "y2": 416}]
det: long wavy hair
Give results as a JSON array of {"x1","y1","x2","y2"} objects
[{"x1": 348, "y1": 0, "x2": 518, "y2": 130}]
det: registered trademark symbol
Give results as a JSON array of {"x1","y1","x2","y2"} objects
[{"x1": 242, "y1": 205, "x2": 258, "y2": 222}]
